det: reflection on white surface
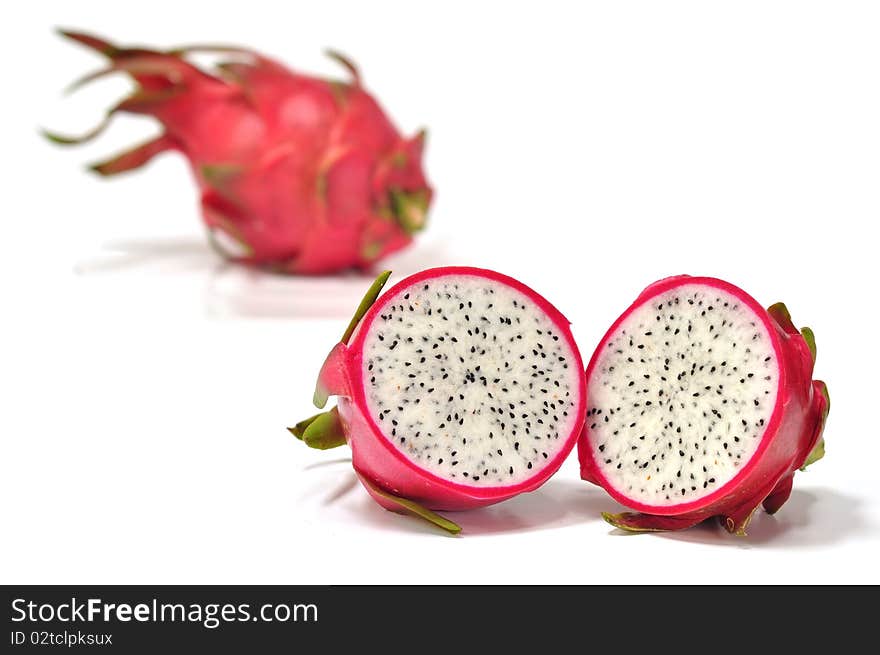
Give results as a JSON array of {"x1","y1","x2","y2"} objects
[
  {"x1": 299, "y1": 467, "x2": 613, "y2": 537},
  {"x1": 452, "y1": 479, "x2": 612, "y2": 536},
  {"x1": 322, "y1": 473, "x2": 360, "y2": 506},
  {"x1": 73, "y1": 237, "x2": 215, "y2": 275},
  {"x1": 72, "y1": 236, "x2": 460, "y2": 319},
  {"x1": 207, "y1": 239, "x2": 458, "y2": 319},
  {"x1": 303, "y1": 457, "x2": 353, "y2": 470},
  {"x1": 298, "y1": 454, "x2": 873, "y2": 543},
  {"x1": 641, "y1": 487, "x2": 871, "y2": 549},
  {"x1": 205, "y1": 266, "x2": 380, "y2": 320}
]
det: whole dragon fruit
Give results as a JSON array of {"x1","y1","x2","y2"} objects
[
  {"x1": 291, "y1": 267, "x2": 587, "y2": 533},
  {"x1": 46, "y1": 30, "x2": 433, "y2": 274},
  {"x1": 578, "y1": 276, "x2": 829, "y2": 535}
]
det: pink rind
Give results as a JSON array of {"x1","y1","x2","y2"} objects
[
  {"x1": 348, "y1": 266, "x2": 586, "y2": 510},
  {"x1": 335, "y1": 267, "x2": 588, "y2": 511},
  {"x1": 579, "y1": 276, "x2": 828, "y2": 534}
]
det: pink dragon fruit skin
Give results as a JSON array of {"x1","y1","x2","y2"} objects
[
  {"x1": 47, "y1": 30, "x2": 432, "y2": 274},
  {"x1": 578, "y1": 276, "x2": 829, "y2": 535}
]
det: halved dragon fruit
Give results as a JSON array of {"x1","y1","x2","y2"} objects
[
  {"x1": 578, "y1": 275, "x2": 829, "y2": 535},
  {"x1": 291, "y1": 267, "x2": 587, "y2": 533}
]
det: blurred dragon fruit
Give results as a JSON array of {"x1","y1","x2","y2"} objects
[{"x1": 46, "y1": 30, "x2": 433, "y2": 274}]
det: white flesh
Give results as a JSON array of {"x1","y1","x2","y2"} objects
[
  {"x1": 362, "y1": 275, "x2": 582, "y2": 486},
  {"x1": 585, "y1": 284, "x2": 778, "y2": 506}
]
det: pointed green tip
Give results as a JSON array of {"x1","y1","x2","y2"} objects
[
  {"x1": 361, "y1": 477, "x2": 461, "y2": 535},
  {"x1": 313, "y1": 384, "x2": 330, "y2": 410},
  {"x1": 601, "y1": 511, "x2": 647, "y2": 532},
  {"x1": 820, "y1": 380, "x2": 831, "y2": 414},
  {"x1": 324, "y1": 49, "x2": 361, "y2": 85},
  {"x1": 56, "y1": 28, "x2": 119, "y2": 57},
  {"x1": 299, "y1": 407, "x2": 347, "y2": 450},
  {"x1": 439, "y1": 518, "x2": 462, "y2": 535},
  {"x1": 601, "y1": 511, "x2": 621, "y2": 527},
  {"x1": 390, "y1": 190, "x2": 430, "y2": 234},
  {"x1": 600, "y1": 511, "x2": 669, "y2": 533},
  {"x1": 722, "y1": 509, "x2": 757, "y2": 536},
  {"x1": 55, "y1": 27, "x2": 84, "y2": 44},
  {"x1": 801, "y1": 438, "x2": 826, "y2": 471},
  {"x1": 340, "y1": 270, "x2": 392, "y2": 344},
  {"x1": 88, "y1": 161, "x2": 114, "y2": 176},
  {"x1": 41, "y1": 111, "x2": 113, "y2": 147},
  {"x1": 800, "y1": 327, "x2": 817, "y2": 362},
  {"x1": 308, "y1": 271, "x2": 390, "y2": 413},
  {"x1": 767, "y1": 301, "x2": 797, "y2": 334},
  {"x1": 768, "y1": 302, "x2": 791, "y2": 321},
  {"x1": 56, "y1": 27, "x2": 84, "y2": 40},
  {"x1": 289, "y1": 412, "x2": 326, "y2": 440},
  {"x1": 40, "y1": 128, "x2": 81, "y2": 145},
  {"x1": 800, "y1": 380, "x2": 829, "y2": 471}
]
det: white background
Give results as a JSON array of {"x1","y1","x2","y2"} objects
[{"x1": 2, "y1": 1, "x2": 878, "y2": 584}]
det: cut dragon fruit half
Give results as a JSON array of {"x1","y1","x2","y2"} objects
[
  {"x1": 578, "y1": 275, "x2": 829, "y2": 535},
  {"x1": 291, "y1": 267, "x2": 587, "y2": 533}
]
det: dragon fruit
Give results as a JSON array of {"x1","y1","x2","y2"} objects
[
  {"x1": 291, "y1": 267, "x2": 587, "y2": 533},
  {"x1": 46, "y1": 30, "x2": 432, "y2": 274},
  {"x1": 578, "y1": 275, "x2": 830, "y2": 535}
]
